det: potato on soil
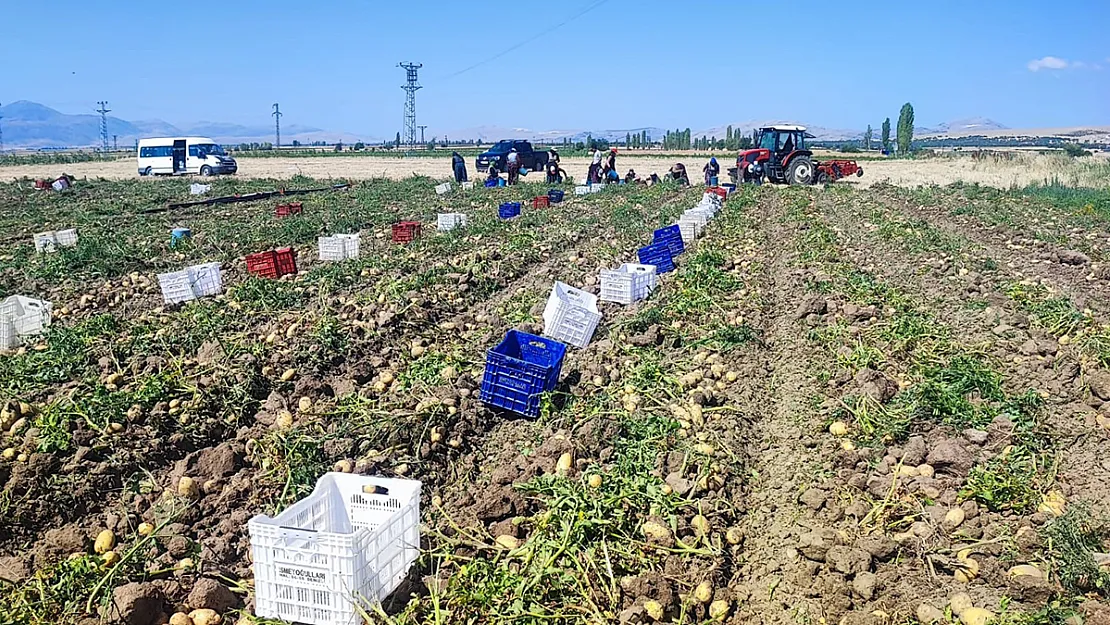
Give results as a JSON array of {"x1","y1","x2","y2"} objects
[
  {"x1": 169, "y1": 613, "x2": 193, "y2": 625},
  {"x1": 693, "y1": 581, "x2": 713, "y2": 603},
  {"x1": 177, "y1": 477, "x2": 200, "y2": 499},
  {"x1": 495, "y1": 535, "x2": 520, "y2": 550},
  {"x1": 189, "y1": 609, "x2": 222, "y2": 625},
  {"x1": 587, "y1": 474, "x2": 603, "y2": 488},
  {"x1": 691, "y1": 514, "x2": 710, "y2": 537},
  {"x1": 643, "y1": 600, "x2": 664, "y2": 621},
  {"x1": 138, "y1": 522, "x2": 155, "y2": 537},
  {"x1": 828, "y1": 421, "x2": 849, "y2": 436},
  {"x1": 555, "y1": 452, "x2": 573, "y2": 475},
  {"x1": 102, "y1": 550, "x2": 120, "y2": 567},
  {"x1": 960, "y1": 607, "x2": 994, "y2": 625},
  {"x1": 709, "y1": 599, "x2": 730, "y2": 619},
  {"x1": 641, "y1": 521, "x2": 672, "y2": 543},
  {"x1": 94, "y1": 530, "x2": 116, "y2": 554},
  {"x1": 280, "y1": 368, "x2": 296, "y2": 382}
]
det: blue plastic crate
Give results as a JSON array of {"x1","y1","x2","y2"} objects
[
  {"x1": 547, "y1": 189, "x2": 565, "y2": 204},
  {"x1": 480, "y1": 330, "x2": 567, "y2": 418},
  {"x1": 653, "y1": 225, "x2": 685, "y2": 257},
  {"x1": 637, "y1": 242, "x2": 675, "y2": 274},
  {"x1": 498, "y1": 202, "x2": 521, "y2": 219}
]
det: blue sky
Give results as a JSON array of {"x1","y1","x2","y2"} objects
[{"x1": 2, "y1": 0, "x2": 1107, "y2": 138}]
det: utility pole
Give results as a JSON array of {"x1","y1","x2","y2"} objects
[
  {"x1": 0, "y1": 102, "x2": 4, "y2": 153},
  {"x1": 272, "y1": 103, "x2": 282, "y2": 149},
  {"x1": 113, "y1": 135, "x2": 118, "y2": 151},
  {"x1": 418, "y1": 125, "x2": 428, "y2": 144},
  {"x1": 96, "y1": 101, "x2": 111, "y2": 152},
  {"x1": 398, "y1": 62, "x2": 422, "y2": 148}
]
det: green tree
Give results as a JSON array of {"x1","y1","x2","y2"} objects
[
  {"x1": 353, "y1": 141, "x2": 364, "y2": 151},
  {"x1": 864, "y1": 125, "x2": 873, "y2": 151},
  {"x1": 395, "y1": 132, "x2": 401, "y2": 148},
  {"x1": 881, "y1": 118, "x2": 891, "y2": 153},
  {"x1": 684, "y1": 128, "x2": 691, "y2": 150},
  {"x1": 642, "y1": 130, "x2": 648, "y2": 146},
  {"x1": 896, "y1": 103, "x2": 914, "y2": 155}
]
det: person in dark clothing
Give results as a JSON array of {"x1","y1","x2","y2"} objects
[
  {"x1": 451, "y1": 152, "x2": 468, "y2": 183},
  {"x1": 601, "y1": 147, "x2": 617, "y2": 178},
  {"x1": 666, "y1": 163, "x2": 690, "y2": 186},
  {"x1": 485, "y1": 165, "x2": 500, "y2": 187},
  {"x1": 625, "y1": 168, "x2": 638, "y2": 184},
  {"x1": 548, "y1": 148, "x2": 560, "y2": 164},
  {"x1": 703, "y1": 157, "x2": 719, "y2": 185},
  {"x1": 546, "y1": 160, "x2": 565, "y2": 184}
]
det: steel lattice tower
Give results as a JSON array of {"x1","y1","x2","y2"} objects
[
  {"x1": 398, "y1": 63, "x2": 422, "y2": 147},
  {"x1": 0, "y1": 102, "x2": 4, "y2": 153},
  {"x1": 96, "y1": 101, "x2": 111, "y2": 151},
  {"x1": 272, "y1": 103, "x2": 282, "y2": 148}
]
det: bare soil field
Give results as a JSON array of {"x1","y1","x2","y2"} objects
[
  {"x1": 2, "y1": 152, "x2": 1107, "y2": 189},
  {"x1": 3, "y1": 172, "x2": 1110, "y2": 625}
]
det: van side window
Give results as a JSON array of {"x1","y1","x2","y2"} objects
[
  {"x1": 141, "y1": 146, "x2": 172, "y2": 157},
  {"x1": 188, "y1": 146, "x2": 198, "y2": 157}
]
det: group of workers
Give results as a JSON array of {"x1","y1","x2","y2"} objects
[{"x1": 450, "y1": 146, "x2": 723, "y2": 189}]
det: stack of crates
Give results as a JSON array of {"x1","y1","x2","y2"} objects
[
  {"x1": 437, "y1": 213, "x2": 468, "y2": 232},
  {"x1": 498, "y1": 202, "x2": 521, "y2": 219},
  {"x1": 0, "y1": 295, "x2": 52, "y2": 351},
  {"x1": 391, "y1": 221, "x2": 422, "y2": 243},
  {"x1": 653, "y1": 225, "x2": 685, "y2": 257},
  {"x1": 480, "y1": 330, "x2": 567, "y2": 418},
  {"x1": 157, "y1": 262, "x2": 223, "y2": 305},
  {"x1": 600, "y1": 263, "x2": 658, "y2": 304},
  {"x1": 435, "y1": 182, "x2": 452, "y2": 195},
  {"x1": 542, "y1": 282, "x2": 602, "y2": 349},
  {"x1": 248, "y1": 473, "x2": 422, "y2": 625},
  {"x1": 33, "y1": 229, "x2": 78, "y2": 253},
  {"x1": 638, "y1": 242, "x2": 675, "y2": 274},
  {"x1": 245, "y1": 248, "x2": 297, "y2": 279},
  {"x1": 319, "y1": 234, "x2": 360, "y2": 261}
]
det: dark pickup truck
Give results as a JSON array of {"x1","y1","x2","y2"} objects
[{"x1": 476, "y1": 140, "x2": 549, "y2": 173}]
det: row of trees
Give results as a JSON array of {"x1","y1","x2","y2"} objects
[{"x1": 872, "y1": 103, "x2": 915, "y2": 155}]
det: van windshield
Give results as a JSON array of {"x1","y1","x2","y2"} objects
[{"x1": 194, "y1": 144, "x2": 225, "y2": 156}]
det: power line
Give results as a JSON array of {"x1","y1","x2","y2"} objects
[
  {"x1": 272, "y1": 103, "x2": 282, "y2": 148},
  {"x1": 96, "y1": 101, "x2": 111, "y2": 152},
  {"x1": 438, "y1": 0, "x2": 611, "y2": 81}
]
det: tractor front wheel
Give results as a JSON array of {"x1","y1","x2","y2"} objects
[
  {"x1": 786, "y1": 156, "x2": 814, "y2": 185},
  {"x1": 816, "y1": 171, "x2": 830, "y2": 185}
]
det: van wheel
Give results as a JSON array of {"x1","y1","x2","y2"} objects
[
  {"x1": 142, "y1": 167, "x2": 153, "y2": 176},
  {"x1": 200, "y1": 165, "x2": 213, "y2": 176}
]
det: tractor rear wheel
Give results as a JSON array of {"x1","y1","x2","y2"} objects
[{"x1": 786, "y1": 156, "x2": 814, "y2": 185}]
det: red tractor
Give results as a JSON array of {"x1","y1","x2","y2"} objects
[{"x1": 730, "y1": 125, "x2": 863, "y2": 185}]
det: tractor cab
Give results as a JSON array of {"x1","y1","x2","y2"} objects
[{"x1": 735, "y1": 125, "x2": 816, "y2": 185}]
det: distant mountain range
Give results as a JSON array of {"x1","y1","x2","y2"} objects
[
  {"x1": 0, "y1": 100, "x2": 1103, "y2": 150},
  {"x1": 0, "y1": 101, "x2": 365, "y2": 148}
]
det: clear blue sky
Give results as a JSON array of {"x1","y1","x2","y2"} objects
[{"x1": 3, "y1": 0, "x2": 1107, "y2": 138}]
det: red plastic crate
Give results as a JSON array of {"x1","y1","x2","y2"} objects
[
  {"x1": 391, "y1": 221, "x2": 422, "y2": 243},
  {"x1": 274, "y1": 247, "x2": 298, "y2": 277},
  {"x1": 275, "y1": 202, "x2": 304, "y2": 217},
  {"x1": 245, "y1": 251, "x2": 278, "y2": 279},
  {"x1": 246, "y1": 248, "x2": 298, "y2": 279},
  {"x1": 707, "y1": 187, "x2": 727, "y2": 200},
  {"x1": 532, "y1": 196, "x2": 550, "y2": 209}
]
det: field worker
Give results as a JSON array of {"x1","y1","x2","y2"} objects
[
  {"x1": 506, "y1": 148, "x2": 522, "y2": 185},
  {"x1": 588, "y1": 148, "x2": 603, "y2": 184},
  {"x1": 703, "y1": 157, "x2": 719, "y2": 185},
  {"x1": 548, "y1": 147, "x2": 560, "y2": 164},
  {"x1": 667, "y1": 163, "x2": 690, "y2": 186},
  {"x1": 485, "y1": 165, "x2": 500, "y2": 187},
  {"x1": 546, "y1": 159, "x2": 566, "y2": 184},
  {"x1": 602, "y1": 147, "x2": 617, "y2": 178},
  {"x1": 451, "y1": 151, "x2": 468, "y2": 183},
  {"x1": 625, "y1": 169, "x2": 638, "y2": 184}
]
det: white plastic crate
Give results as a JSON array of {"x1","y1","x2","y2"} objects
[
  {"x1": 574, "y1": 185, "x2": 590, "y2": 196},
  {"x1": 600, "y1": 264, "x2": 658, "y2": 305},
  {"x1": 249, "y1": 473, "x2": 421, "y2": 625},
  {"x1": 55, "y1": 229, "x2": 78, "y2": 247},
  {"x1": 461, "y1": 181, "x2": 474, "y2": 190},
  {"x1": 189, "y1": 262, "x2": 223, "y2": 298},
  {"x1": 157, "y1": 263, "x2": 223, "y2": 305},
  {"x1": 33, "y1": 232, "x2": 57, "y2": 253},
  {"x1": 319, "y1": 234, "x2": 360, "y2": 261},
  {"x1": 437, "y1": 213, "x2": 468, "y2": 232},
  {"x1": 0, "y1": 295, "x2": 53, "y2": 350},
  {"x1": 678, "y1": 218, "x2": 705, "y2": 244},
  {"x1": 542, "y1": 281, "x2": 602, "y2": 348},
  {"x1": 435, "y1": 182, "x2": 452, "y2": 195}
]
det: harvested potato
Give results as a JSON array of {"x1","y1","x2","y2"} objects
[
  {"x1": 709, "y1": 599, "x2": 730, "y2": 619},
  {"x1": 828, "y1": 421, "x2": 849, "y2": 436},
  {"x1": 177, "y1": 477, "x2": 200, "y2": 499},
  {"x1": 189, "y1": 609, "x2": 222, "y2": 625},
  {"x1": 693, "y1": 581, "x2": 713, "y2": 604},
  {"x1": 102, "y1": 551, "x2": 120, "y2": 567},
  {"x1": 495, "y1": 535, "x2": 520, "y2": 550},
  {"x1": 1008, "y1": 564, "x2": 1044, "y2": 578},
  {"x1": 94, "y1": 530, "x2": 116, "y2": 554},
  {"x1": 691, "y1": 514, "x2": 710, "y2": 537},
  {"x1": 943, "y1": 508, "x2": 966, "y2": 530},
  {"x1": 298, "y1": 396, "x2": 312, "y2": 412},
  {"x1": 274, "y1": 410, "x2": 294, "y2": 430},
  {"x1": 725, "y1": 527, "x2": 744, "y2": 545},
  {"x1": 643, "y1": 600, "x2": 664, "y2": 621},
  {"x1": 169, "y1": 613, "x2": 193, "y2": 625},
  {"x1": 555, "y1": 452, "x2": 573, "y2": 476},
  {"x1": 280, "y1": 368, "x2": 297, "y2": 382},
  {"x1": 641, "y1": 521, "x2": 671, "y2": 542},
  {"x1": 587, "y1": 474, "x2": 603, "y2": 489},
  {"x1": 959, "y1": 607, "x2": 994, "y2": 625},
  {"x1": 949, "y1": 592, "x2": 973, "y2": 616},
  {"x1": 138, "y1": 523, "x2": 155, "y2": 537}
]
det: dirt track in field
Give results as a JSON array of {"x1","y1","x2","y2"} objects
[{"x1": 2, "y1": 153, "x2": 1106, "y2": 189}]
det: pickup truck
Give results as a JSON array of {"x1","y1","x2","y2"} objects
[{"x1": 475, "y1": 140, "x2": 549, "y2": 173}]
